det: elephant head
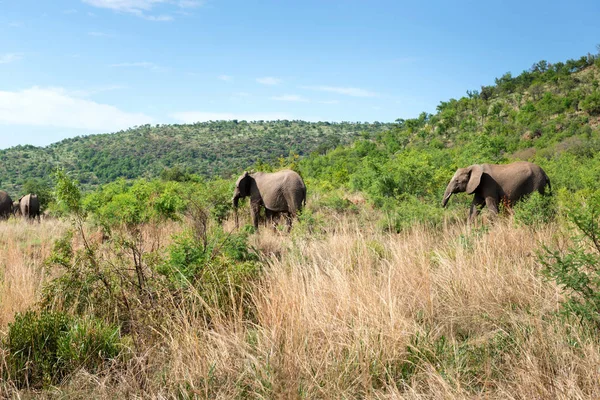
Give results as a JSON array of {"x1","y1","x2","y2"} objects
[
  {"x1": 232, "y1": 172, "x2": 252, "y2": 228},
  {"x1": 442, "y1": 165, "x2": 483, "y2": 207}
]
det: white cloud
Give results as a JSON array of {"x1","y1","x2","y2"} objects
[
  {"x1": 88, "y1": 31, "x2": 114, "y2": 37},
  {"x1": 218, "y1": 74, "x2": 233, "y2": 82},
  {"x1": 0, "y1": 53, "x2": 23, "y2": 64},
  {"x1": 142, "y1": 14, "x2": 173, "y2": 21},
  {"x1": 81, "y1": 0, "x2": 202, "y2": 20},
  {"x1": 271, "y1": 94, "x2": 309, "y2": 102},
  {"x1": 171, "y1": 111, "x2": 292, "y2": 123},
  {"x1": 301, "y1": 85, "x2": 378, "y2": 97},
  {"x1": 318, "y1": 100, "x2": 340, "y2": 104},
  {"x1": 256, "y1": 77, "x2": 282, "y2": 85},
  {"x1": 110, "y1": 61, "x2": 158, "y2": 69},
  {"x1": 0, "y1": 87, "x2": 154, "y2": 131}
]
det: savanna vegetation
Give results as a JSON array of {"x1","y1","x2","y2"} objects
[
  {"x1": 2, "y1": 50, "x2": 600, "y2": 398},
  {"x1": 0, "y1": 121, "x2": 393, "y2": 194}
]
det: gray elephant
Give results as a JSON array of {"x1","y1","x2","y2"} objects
[
  {"x1": 13, "y1": 200, "x2": 21, "y2": 216},
  {"x1": 442, "y1": 161, "x2": 551, "y2": 221},
  {"x1": 0, "y1": 190, "x2": 13, "y2": 219},
  {"x1": 232, "y1": 169, "x2": 307, "y2": 231},
  {"x1": 17, "y1": 193, "x2": 41, "y2": 221}
]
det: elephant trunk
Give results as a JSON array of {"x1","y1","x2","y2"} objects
[
  {"x1": 442, "y1": 183, "x2": 454, "y2": 208},
  {"x1": 233, "y1": 196, "x2": 239, "y2": 229}
]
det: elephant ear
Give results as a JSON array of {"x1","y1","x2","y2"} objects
[{"x1": 466, "y1": 165, "x2": 483, "y2": 194}]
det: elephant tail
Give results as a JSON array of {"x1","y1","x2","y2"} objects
[
  {"x1": 303, "y1": 186, "x2": 307, "y2": 207},
  {"x1": 544, "y1": 171, "x2": 552, "y2": 195}
]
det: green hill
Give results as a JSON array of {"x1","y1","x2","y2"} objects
[
  {"x1": 296, "y1": 52, "x2": 600, "y2": 230},
  {"x1": 0, "y1": 120, "x2": 394, "y2": 194}
]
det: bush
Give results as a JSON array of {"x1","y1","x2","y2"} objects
[
  {"x1": 538, "y1": 191, "x2": 600, "y2": 328},
  {"x1": 378, "y1": 195, "x2": 445, "y2": 233},
  {"x1": 580, "y1": 91, "x2": 600, "y2": 115},
  {"x1": 4, "y1": 311, "x2": 124, "y2": 388},
  {"x1": 513, "y1": 192, "x2": 556, "y2": 227},
  {"x1": 158, "y1": 227, "x2": 260, "y2": 315}
]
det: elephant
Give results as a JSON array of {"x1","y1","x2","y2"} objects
[
  {"x1": 0, "y1": 191, "x2": 13, "y2": 219},
  {"x1": 232, "y1": 169, "x2": 306, "y2": 231},
  {"x1": 17, "y1": 193, "x2": 41, "y2": 221},
  {"x1": 13, "y1": 201, "x2": 21, "y2": 216},
  {"x1": 442, "y1": 161, "x2": 551, "y2": 221}
]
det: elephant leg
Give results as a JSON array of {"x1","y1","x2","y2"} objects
[
  {"x1": 251, "y1": 202, "x2": 261, "y2": 229},
  {"x1": 284, "y1": 212, "x2": 293, "y2": 232},
  {"x1": 265, "y1": 209, "x2": 277, "y2": 231},
  {"x1": 485, "y1": 196, "x2": 499, "y2": 216},
  {"x1": 469, "y1": 195, "x2": 485, "y2": 223}
]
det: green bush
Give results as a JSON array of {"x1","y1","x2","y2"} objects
[
  {"x1": 538, "y1": 191, "x2": 600, "y2": 328},
  {"x1": 158, "y1": 227, "x2": 260, "y2": 314},
  {"x1": 378, "y1": 195, "x2": 445, "y2": 232},
  {"x1": 4, "y1": 311, "x2": 124, "y2": 388},
  {"x1": 513, "y1": 192, "x2": 556, "y2": 227},
  {"x1": 580, "y1": 91, "x2": 600, "y2": 115}
]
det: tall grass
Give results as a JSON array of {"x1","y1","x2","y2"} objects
[{"x1": 2, "y1": 215, "x2": 600, "y2": 398}]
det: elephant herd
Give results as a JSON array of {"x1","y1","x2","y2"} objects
[
  {"x1": 0, "y1": 161, "x2": 551, "y2": 229},
  {"x1": 0, "y1": 191, "x2": 41, "y2": 221},
  {"x1": 231, "y1": 161, "x2": 551, "y2": 231}
]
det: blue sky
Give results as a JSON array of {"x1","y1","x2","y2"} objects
[{"x1": 0, "y1": 0, "x2": 599, "y2": 148}]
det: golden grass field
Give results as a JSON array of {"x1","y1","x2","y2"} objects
[{"x1": 1, "y1": 212, "x2": 599, "y2": 399}]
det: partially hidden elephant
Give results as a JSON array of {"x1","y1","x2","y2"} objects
[
  {"x1": 442, "y1": 161, "x2": 551, "y2": 221},
  {"x1": 232, "y1": 169, "x2": 306, "y2": 231},
  {"x1": 0, "y1": 191, "x2": 12, "y2": 219},
  {"x1": 13, "y1": 201, "x2": 21, "y2": 216},
  {"x1": 17, "y1": 193, "x2": 40, "y2": 221}
]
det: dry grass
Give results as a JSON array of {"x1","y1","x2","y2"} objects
[{"x1": 2, "y1": 214, "x2": 600, "y2": 399}]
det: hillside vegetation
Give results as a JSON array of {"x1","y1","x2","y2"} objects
[
  {"x1": 2, "y1": 51, "x2": 600, "y2": 398},
  {"x1": 0, "y1": 121, "x2": 393, "y2": 194}
]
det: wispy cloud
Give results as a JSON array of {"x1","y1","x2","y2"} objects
[
  {"x1": 301, "y1": 85, "x2": 378, "y2": 97},
  {"x1": 0, "y1": 53, "x2": 23, "y2": 64},
  {"x1": 81, "y1": 0, "x2": 202, "y2": 20},
  {"x1": 218, "y1": 74, "x2": 233, "y2": 82},
  {"x1": 0, "y1": 87, "x2": 154, "y2": 131},
  {"x1": 88, "y1": 31, "x2": 115, "y2": 37},
  {"x1": 67, "y1": 85, "x2": 126, "y2": 98},
  {"x1": 256, "y1": 77, "x2": 282, "y2": 85},
  {"x1": 171, "y1": 111, "x2": 292, "y2": 123},
  {"x1": 110, "y1": 61, "x2": 159, "y2": 69},
  {"x1": 318, "y1": 100, "x2": 340, "y2": 105},
  {"x1": 271, "y1": 94, "x2": 309, "y2": 102},
  {"x1": 142, "y1": 14, "x2": 173, "y2": 21},
  {"x1": 8, "y1": 22, "x2": 23, "y2": 28}
]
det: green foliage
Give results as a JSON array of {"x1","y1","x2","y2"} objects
[
  {"x1": 4, "y1": 311, "x2": 124, "y2": 388},
  {"x1": 158, "y1": 227, "x2": 260, "y2": 314},
  {"x1": 580, "y1": 91, "x2": 600, "y2": 115},
  {"x1": 513, "y1": 192, "x2": 557, "y2": 227},
  {"x1": 377, "y1": 195, "x2": 445, "y2": 232},
  {"x1": 53, "y1": 168, "x2": 83, "y2": 216},
  {"x1": 539, "y1": 191, "x2": 600, "y2": 328},
  {"x1": 0, "y1": 121, "x2": 393, "y2": 194}
]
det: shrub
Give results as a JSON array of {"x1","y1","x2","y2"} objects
[
  {"x1": 378, "y1": 195, "x2": 445, "y2": 233},
  {"x1": 158, "y1": 227, "x2": 260, "y2": 315},
  {"x1": 538, "y1": 191, "x2": 600, "y2": 328},
  {"x1": 513, "y1": 192, "x2": 556, "y2": 227},
  {"x1": 580, "y1": 91, "x2": 600, "y2": 115},
  {"x1": 4, "y1": 311, "x2": 124, "y2": 388}
]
